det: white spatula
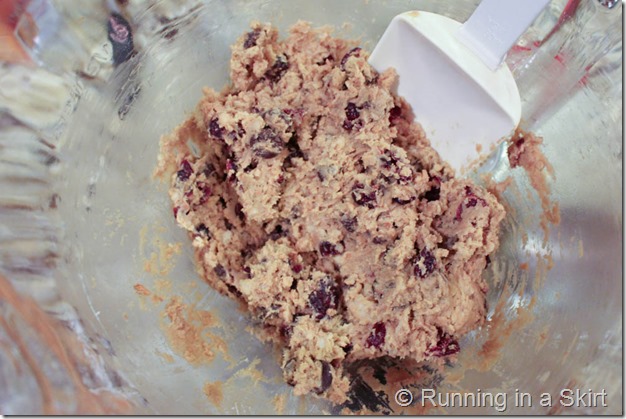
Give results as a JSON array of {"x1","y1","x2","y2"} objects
[{"x1": 369, "y1": 0, "x2": 550, "y2": 171}]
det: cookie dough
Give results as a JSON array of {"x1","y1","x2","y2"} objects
[{"x1": 157, "y1": 21, "x2": 505, "y2": 403}]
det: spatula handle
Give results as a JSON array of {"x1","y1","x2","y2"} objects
[{"x1": 457, "y1": 0, "x2": 551, "y2": 71}]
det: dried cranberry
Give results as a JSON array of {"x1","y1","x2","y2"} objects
[
  {"x1": 226, "y1": 284, "x2": 242, "y2": 298},
  {"x1": 342, "y1": 118, "x2": 363, "y2": 132},
  {"x1": 196, "y1": 182, "x2": 212, "y2": 204},
  {"x1": 214, "y1": 264, "x2": 226, "y2": 277},
  {"x1": 226, "y1": 159, "x2": 237, "y2": 173},
  {"x1": 315, "y1": 361, "x2": 333, "y2": 394},
  {"x1": 209, "y1": 118, "x2": 224, "y2": 140},
  {"x1": 107, "y1": 13, "x2": 134, "y2": 66},
  {"x1": 455, "y1": 203, "x2": 464, "y2": 222},
  {"x1": 423, "y1": 187, "x2": 440, "y2": 202},
  {"x1": 319, "y1": 241, "x2": 341, "y2": 257},
  {"x1": 389, "y1": 106, "x2": 402, "y2": 123},
  {"x1": 265, "y1": 55, "x2": 289, "y2": 83},
  {"x1": 341, "y1": 215, "x2": 358, "y2": 233},
  {"x1": 203, "y1": 162, "x2": 216, "y2": 177},
  {"x1": 279, "y1": 324, "x2": 293, "y2": 338},
  {"x1": 345, "y1": 103, "x2": 360, "y2": 121},
  {"x1": 173, "y1": 206, "x2": 179, "y2": 218},
  {"x1": 235, "y1": 203, "x2": 245, "y2": 220},
  {"x1": 340, "y1": 47, "x2": 362, "y2": 69},
  {"x1": 316, "y1": 54, "x2": 333, "y2": 65},
  {"x1": 392, "y1": 196, "x2": 415, "y2": 205},
  {"x1": 351, "y1": 184, "x2": 376, "y2": 208},
  {"x1": 380, "y1": 150, "x2": 400, "y2": 169},
  {"x1": 365, "y1": 322, "x2": 386, "y2": 348},
  {"x1": 427, "y1": 328, "x2": 460, "y2": 357},
  {"x1": 243, "y1": 29, "x2": 261, "y2": 48},
  {"x1": 195, "y1": 223, "x2": 211, "y2": 238},
  {"x1": 291, "y1": 263, "x2": 303, "y2": 274},
  {"x1": 244, "y1": 160, "x2": 258, "y2": 173},
  {"x1": 269, "y1": 224, "x2": 286, "y2": 241},
  {"x1": 286, "y1": 135, "x2": 305, "y2": 160},
  {"x1": 251, "y1": 127, "x2": 284, "y2": 158},
  {"x1": 308, "y1": 278, "x2": 340, "y2": 320},
  {"x1": 414, "y1": 248, "x2": 436, "y2": 278},
  {"x1": 455, "y1": 190, "x2": 487, "y2": 221},
  {"x1": 177, "y1": 160, "x2": 193, "y2": 181}
]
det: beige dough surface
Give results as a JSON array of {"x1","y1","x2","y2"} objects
[{"x1": 157, "y1": 21, "x2": 505, "y2": 404}]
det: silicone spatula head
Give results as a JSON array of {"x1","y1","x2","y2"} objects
[{"x1": 369, "y1": 0, "x2": 550, "y2": 172}]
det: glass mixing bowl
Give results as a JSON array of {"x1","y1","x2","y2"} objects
[{"x1": 0, "y1": 0, "x2": 622, "y2": 414}]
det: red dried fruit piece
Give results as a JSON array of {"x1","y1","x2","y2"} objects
[
  {"x1": 365, "y1": 322, "x2": 386, "y2": 348},
  {"x1": 173, "y1": 206, "x2": 179, "y2": 218},
  {"x1": 392, "y1": 196, "x2": 415, "y2": 205},
  {"x1": 414, "y1": 248, "x2": 436, "y2": 278},
  {"x1": 243, "y1": 29, "x2": 261, "y2": 49},
  {"x1": 351, "y1": 184, "x2": 376, "y2": 208},
  {"x1": 195, "y1": 223, "x2": 211, "y2": 239},
  {"x1": 345, "y1": 102, "x2": 360, "y2": 121},
  {"x1": 209, "y1": 118, "x2": 224, "y2": 140},
  {"x1": 454, "y1": 189, "x2": 487, "y2": 221},
  {"x1": 340, "y1": 215, "x2": 358, "y2": 233},
  {"x1": 214, "y1": 264, "x2": 226, "y2": 277},
  {"x1": 269, "y1": 224, "x2": 287, "y2": 241},
  {"x1": 380, "y1": 149, "x2": 399, "y2": 169},
  {"x1": 265, "y1": 54, "x2": 289, "y2": 83},
  {"x1": 423, "y1": 187, "x2": 440, "y2": 202},
  {"x1": 203, "y1": 162, "x2": 216, "y2": 177},
  {"x1": 342, "y1": 118, "x2": 363, "y2": 132},
  {"x1": 314, "y1": 361, "x2": 333, "y2": 394},
  {"x1": 279, "y1": 324, "x2": 293, "y2": 338},
  {"x1": 177, "y1": 160, "x2": 193, "y2": 181},
  {"x1": 427, "y1": 328, "x2": 460, "y2": 357},
  {"x1": 308, "y1": 277, "x2": 340, "y2": 320},
  {"x1": 235, "y1": 203, "x2": 245, "y2": 220},
  {"x1": 389, "y1": 105, "x2": 402, "y2": 123},
  {"x1": 251, "y1": 126, "x2": 284, "y2": 158},
  {"x1": 340, "y1": 47, "x2": 362, "y2": 69},
  {"x1": 319, "y1": 241, "x2": 342, "y2": 257},
  {"x1": 196, "y1": 181, "x2": 212, "y2": 205},
  {"x1": 107, "y1": 13, "x2": 134, "y2": 66}
]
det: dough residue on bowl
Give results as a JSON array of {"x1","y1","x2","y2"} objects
[{"x1": 157, "y1": 21, "x2": 505, "y2": 403}]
